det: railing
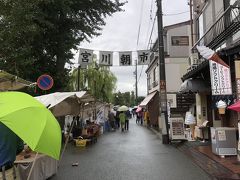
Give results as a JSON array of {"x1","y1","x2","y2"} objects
[{"x1": 193, "y1": 1, "x2": 240, "y2": 50}]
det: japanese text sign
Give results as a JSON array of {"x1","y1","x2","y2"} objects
[
  {"x1": 209, "y1": 61, "x2": 232, "y2": 95},
  {"x1": 99, "y1": 51, "x2": 113, "y2": 66},
  {"x1": 137, "y1": 50, "x2": 150, "y2": 65},
  {"x1": 119, "y1": 51, "x2": 132, "y2": 66},
  {"x1": 78, "y1": 48, "x2": 93, "y2": 68}
]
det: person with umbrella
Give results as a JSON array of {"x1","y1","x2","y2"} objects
[
  {"x1": 0, "y1": 122, "x2": 24, "y2": 180},
  {"x1": 119, "y1": 111, "x2": 126, "y2": 132}
]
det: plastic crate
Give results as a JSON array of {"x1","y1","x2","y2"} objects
[{"x1": 75, "y1": 139, "x2": 87, "y2": 147}]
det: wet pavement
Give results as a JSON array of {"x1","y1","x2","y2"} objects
[{"x1": 51, "y1": 119, "x2": 211, "y2": 180}]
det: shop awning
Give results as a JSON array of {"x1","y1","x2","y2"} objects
[
  {"x1": 181, "y1": 60, "x2": 209, "y2": 81},
  {"x1": 139, "y1": 91, "x2": 157, "y2": 107},
  {"x1": 0, "y1": 70, "x2": 33, "y2": 91},
  {"x1": 179, "y1": 78, "x2": 210, "y2": 94}
]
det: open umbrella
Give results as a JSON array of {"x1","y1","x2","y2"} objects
[
  {"x1": 118, "y1": 105, "x2": 128, "y2": 111},
  {"x1": 0, "y1": 91, "x2": 61, "y2": 160},
  {"x1": 228, "y1": 100, "x2": 240, "y2": 112},
  {"x1": 136, "y1": 106, "x2": 142, "y2": 113}
]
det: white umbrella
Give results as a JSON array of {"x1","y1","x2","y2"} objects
[{"x1": 118, "y1": 105, "x2": 128, "y2": 111}]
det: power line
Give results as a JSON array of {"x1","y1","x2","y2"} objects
[
  {"x1": 163, "y1": 11, "x2": 189, "y2": 16},
  {"x1": 136, "y1": 0, "x2": 145, "y2": 48},
  {"x1": 147, "y1": 14, "x2": 157, "y2": 50}
]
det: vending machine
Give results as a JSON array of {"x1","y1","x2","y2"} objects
[{"x1": 211, "y1": 127, "x2": 237, "y2": 157}]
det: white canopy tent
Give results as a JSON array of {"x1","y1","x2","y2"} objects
[{"x1": 35, "y1": 91, "x2": 95, "y2": 117}]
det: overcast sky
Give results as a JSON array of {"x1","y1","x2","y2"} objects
[{"x1": 74, "y1": 0, "x2": 190, "y2": 96}]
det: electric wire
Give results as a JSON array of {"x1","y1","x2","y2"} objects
[
  {"x1": 135, "y1": 0, "x2": 145, "y2": 94},
  {"x1": 146, "y1": 14, "x2": 157, "y2": 50},
  {"x1": 163, "y1": 11, "x2": 189, "y2": 16}
]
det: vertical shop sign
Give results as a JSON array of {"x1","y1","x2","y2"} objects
[
  {"x1": 209, "y1": 61, "x2": 232, "y2": 95},
  {"x1": 169, "y1": 117, "x2": 185, "y2": 140},
  {"x1": 235, "y1": 61, "x2": 240, "y2": 100}
]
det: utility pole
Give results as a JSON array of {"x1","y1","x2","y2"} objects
[
  {"x1": 135, "y1": 59, "x2": 138, "y2": 105},
  {"x1": 77, "y1": 65, "x2": 80, "y2": 91},
  {"x1": 156, "y1": 0, "x2": 169, "y2": 144}
]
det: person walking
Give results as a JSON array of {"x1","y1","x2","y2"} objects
[
  {"x1": 0, "y1": 122, "x2": 24, "y2": 180},
  {"x1": 115, "y1": 111, "x2": 120, "y2": 129},
  {"x1": 125, "y1": 110, "x2": 131, "y2": 131},
  {"x1": 108, "y1": 110, "x2": 116, "y2": 131},
  {"x1": 138, "y1": 110, "x2": 143, "y2": 125},
  {"x1": 119, "y1": 111, "x2": 126, "y2": 132}
]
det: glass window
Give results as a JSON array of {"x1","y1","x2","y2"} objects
[{"x1": 171, "y1": 36, "x2": 189, "y2": 46}]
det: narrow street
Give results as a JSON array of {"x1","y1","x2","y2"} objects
[{"x1": 52, "y1": 119, "x2": 211, "y2": 180}]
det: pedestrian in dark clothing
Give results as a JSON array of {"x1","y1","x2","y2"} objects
[
  {"x1": 0, "y1": 122, "x2": 24, "y2": 180},
  {"x1": 108, "y1": 110, "x2": 116, "y2": 130},
  {"x1": 115, "y1": 111, "x2": 120, "y2": 129},
  {"x1": 125, "y1": 110, "x2": 131, "y2": 130}
]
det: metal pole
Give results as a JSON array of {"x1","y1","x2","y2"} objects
[
  {"x1": 77, "y1": 65, "x2": 80, "y2": 91},
  {"x1": 156, "y1": 0, "x2": 169, "y2": 144},
  {"x1": 135, "y1": 59, "x2": 138, "y2": 104},
  {"x1": 189, "y1": 0, "x2": 194, "y2": 48}
]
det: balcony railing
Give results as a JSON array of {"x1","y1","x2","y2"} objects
[{"x1": 193, "y1": 1, "x2": 240, "y2": 50}]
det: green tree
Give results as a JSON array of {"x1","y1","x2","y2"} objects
[
  {"x1": 0, "y1": 0, "x2": 125, "y2": 92},
  {"x1": 69, "y1": 63, "x2": 117, "y2": 102},
  {"x1": 112, "y1": 91, "x2": 136, "y2": 107}
]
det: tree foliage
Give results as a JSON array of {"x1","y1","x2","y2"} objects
[
  {"x1": 69, "y1": 63, "x2": 117, "y2": 102},
  {"x1": 0, "y1": 0, "x2": 125, "y2": 92},
  {"x1": 112, "y1": 91, "x2": 136, "y2": 107}
]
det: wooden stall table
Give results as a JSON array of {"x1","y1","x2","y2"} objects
[{"x1": 14, "y1": 152, "x2": 58, "y2": 180}]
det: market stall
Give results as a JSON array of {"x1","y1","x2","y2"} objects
[{"x1": 15, "y1": 152, "x2": 58, "y2": 180}]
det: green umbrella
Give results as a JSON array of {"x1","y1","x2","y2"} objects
[{"x1": 0, "y1": 92, "x2": 61, "y2": 160}]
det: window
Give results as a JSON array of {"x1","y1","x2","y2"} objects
[{"x1": 171, "y1": 36, "x2": 189, "y2": 46}]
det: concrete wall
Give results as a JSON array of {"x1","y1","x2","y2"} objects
[
  {"x1": 167, "y1": 25, "x2": 190, "y2": 57},
  {"x1": 148, "y1": 57, "x2": 188, "y2": 94}
]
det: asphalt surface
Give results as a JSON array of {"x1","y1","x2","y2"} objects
[{"x1": 51, "y1": 119, "x2": 211, "y2": 180}]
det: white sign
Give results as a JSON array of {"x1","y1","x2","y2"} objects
[
  {"x1": 167, "y1": 94, "x2": 177, "y2": 108},
  {"x1": 96, "y1": 106, "x2": 105, "y2": 124},
  {"x1": 119, "y1": 51, "x2": 132, "y2": 66},
  {"x1": 99, "y1": 51, "x2": 113, "y2": 66},
  {"x1": 78, "y1": 48, "x2": 94, "y2": 68},
  {"x1": 209, "y1": 61, "x2": 232, "y2": 95},
  {"x1": 169, "y1": 117, "x2": 185, "y2": 140},
  {"x1": 218, "y1": 130, "x2": 226, "y2": 141},
  {"x1": 137, "y1": 50, "x2": 150, "y2": 65}
]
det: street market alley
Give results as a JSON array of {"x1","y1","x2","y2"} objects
[{"x1": 51, "y1": 119, "x2": 211, "y2": 180}]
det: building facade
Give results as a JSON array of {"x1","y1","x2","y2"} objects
[
  {"x1": 142, "y1": 21, "x2": 195, "y2": 129},
  {"x1": 182, "y1": 0, "x2": 240, "y2": 139}
]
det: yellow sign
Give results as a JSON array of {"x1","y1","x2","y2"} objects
[{"x1": 235, "y1": 61, "x2": 240, "y2": 78}]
